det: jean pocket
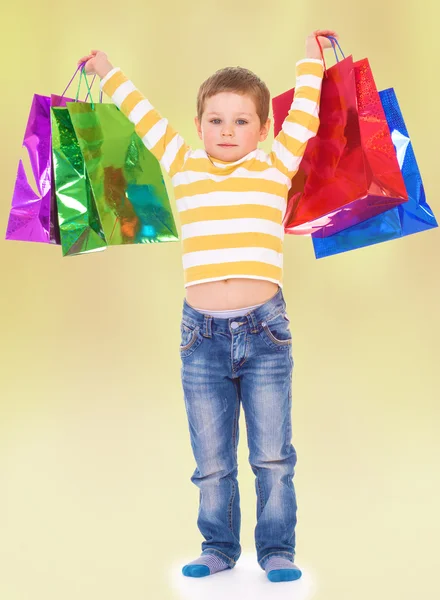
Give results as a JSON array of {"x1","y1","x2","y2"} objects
[
  {"x1": 180, "y1": 321, "x2": 202, "y2": 355},
  {"x1": 260, "y1": 311, "x2": 292, "y2": 348}
]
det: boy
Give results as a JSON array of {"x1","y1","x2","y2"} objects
[{"x1": 79, "y1": 29, "x2": 338, "y2": 582}]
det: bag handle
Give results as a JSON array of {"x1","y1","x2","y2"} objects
[
  {"x1": 73, "y1": 65, "x2": 103, "y2": 109},
  {"x1": 83, "y1": 65, "x2": 103, "y2": 104},
  {"x1": 314, "y1": 35, "x2": 346, "y2": 75},
  {"x1": 60, "y1": 62, "x2": 103, "y2": 104},
  {"x1": 75, "y1": 67, "x2": 95, "y2": 109},
  {"x1": 314, "y1": 36, "x2": 328, "y2": 77},
  {"x1": 61, "y1": 63, "x2": 83, "y2": 98},
  {"x1": 327, "y1": 36, "x2": 346, "y2": 62}
]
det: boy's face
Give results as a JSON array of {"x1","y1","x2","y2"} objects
[{"x1": 194, "y1": 92, "x2": 271, "y2": 162}]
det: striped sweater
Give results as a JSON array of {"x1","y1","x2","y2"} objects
[{"x1": 100, "y1": 59, "x2": 324, "y2": 288}]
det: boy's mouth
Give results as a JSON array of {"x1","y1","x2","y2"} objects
[{"x1": 218, "y1": 144, "x2": 237, "y2": 147}]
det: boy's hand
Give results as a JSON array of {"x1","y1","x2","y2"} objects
[
  {"x1": 77, "y1": 49, "x2": 114, "y2": 79},
  {"x1": 306, "y1": 30, "x2": 339, "y2": 60}
]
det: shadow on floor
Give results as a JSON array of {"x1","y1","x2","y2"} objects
[{"x1": 169, "y1": 551, "x2": 318, "y2": 599}]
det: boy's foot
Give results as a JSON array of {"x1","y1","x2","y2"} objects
[
  {"x1": 264, "y1": 556, "x2": 302, "y2": 582},
  {"x1": 182, "y1": 553, "x2": 230, "y2": 577}
]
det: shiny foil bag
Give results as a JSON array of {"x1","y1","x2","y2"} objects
[
  {"x1": 312, "y1": 87, "x2": 438, "y2": 258},
  {"x1": 66, "y1": 102, "x2": 179, "y2": 246},
  {"x1": 6, "y1": 94, "x2": 69, "y2": 244},
  {"x1": 5, "y1": 64, "x2": 99, "y2": 246},
  {"x1": 51, "y1": 103, "x2": 107, "y2": 256},
  {"x1": 272, "y1": 56, "x2": 408, "y2": 237}
]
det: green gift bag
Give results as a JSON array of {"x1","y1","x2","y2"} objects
[
  {"x1": 66, "y1": 74, "x2": 179, "y2": 247},
  {"x1": 50, "y1": 74, "x2": 107, "y2": 256}
]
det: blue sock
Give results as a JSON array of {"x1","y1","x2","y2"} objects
[
  {"x1": 182, "y1": 553, "x2": 230, "y2": 578},
  {"x1": 264, "y1": 556, "x2": 302, "y2": 582}
]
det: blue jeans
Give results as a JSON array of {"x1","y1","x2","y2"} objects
[{"x1": 179, "y1": 286, "x2": 297, "y2": 571}]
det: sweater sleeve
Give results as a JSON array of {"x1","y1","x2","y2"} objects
[
  {"x1": 100, "y1": 67, "x2": 191, "y2": 178},
  {"x1": 269, "y1": 58, "x2": 324, "y2": 180}
]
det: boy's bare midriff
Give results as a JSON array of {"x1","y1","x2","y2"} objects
[{"x1": 185, "y1": 278, "x2": 279, "y2": 311}]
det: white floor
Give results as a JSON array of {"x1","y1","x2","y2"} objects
[{"x1": 169, "y1": 551, "x2": 318, "y2": 599}]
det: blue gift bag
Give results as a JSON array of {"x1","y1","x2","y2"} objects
[{"x1": 311, "y1": 83, "x2": 437, "y2": 259}]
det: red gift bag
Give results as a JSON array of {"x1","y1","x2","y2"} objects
[{"x1": 273, "y1": 54, "x2": 408, "y2": 236}]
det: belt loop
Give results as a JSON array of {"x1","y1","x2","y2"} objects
[
  {"x1": 247, "y1": 311, "x2": 259, "y2": 334},
  {"x1": 202, "y1": 314, "x2": 212, "y2": 338}
]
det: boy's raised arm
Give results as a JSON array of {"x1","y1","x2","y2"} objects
[
  {"x1": 269, "y1": 31, "x2": 340, "y2": 180},
  {"x1": 98, "y1": 65, "x2": 192, "y2": 179},
  {"x1": 269, "y1": 57, "x2": 324, "y2": 181}
]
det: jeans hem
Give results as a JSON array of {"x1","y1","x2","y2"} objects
[
  {"x1": 201, "y1": 549, "x2": 239, "y2": 568},
  {"x1": 258, "y1": 550, "x2": 295, "y2": 570}
]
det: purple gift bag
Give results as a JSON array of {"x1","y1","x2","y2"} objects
[
  {"x1": 6, "y1": 94, "x2": 56, "y2": 243},
  {"x1": 5, "y1": 65, "x2": 101, "y2": 244}
]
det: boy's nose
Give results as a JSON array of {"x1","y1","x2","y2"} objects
[{"x1": 221, "y1": 126, "x2": 234, "y2": 136}]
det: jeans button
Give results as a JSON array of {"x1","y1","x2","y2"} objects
[{"x1": 231, "y1": 322, "x2": 239, "y2": 329}]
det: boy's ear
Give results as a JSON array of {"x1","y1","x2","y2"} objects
[
  {"x1": 194, "y1": 116, "x2": 203, "y2": 140},
  {"x1": 259, "y1": 118, "x2": 271, "y2": 142}
]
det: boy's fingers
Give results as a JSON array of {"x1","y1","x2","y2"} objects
[{"x1": 314, "y1": 30, "x2": 339, "y2": 37}]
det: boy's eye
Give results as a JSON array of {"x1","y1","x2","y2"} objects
[{"x1": 209, "y1": 119, "x2": 248, "y2": 125}]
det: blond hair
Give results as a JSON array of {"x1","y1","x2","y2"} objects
[{"x1": 196, "y1": 66, "x2": 270, "y2": 125}]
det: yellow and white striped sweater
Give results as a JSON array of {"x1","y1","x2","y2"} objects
[{"x1": 100, "y1": 59, "x2": 324, "y2": 288}]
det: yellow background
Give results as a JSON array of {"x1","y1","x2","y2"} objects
[{"x1": 1, "y1": 1, "x2": 439, "y2": 599}]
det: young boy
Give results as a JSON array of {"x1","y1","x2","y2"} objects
[{"x1": 79, "y1": 29, "x2": 338, "y2": 583}]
